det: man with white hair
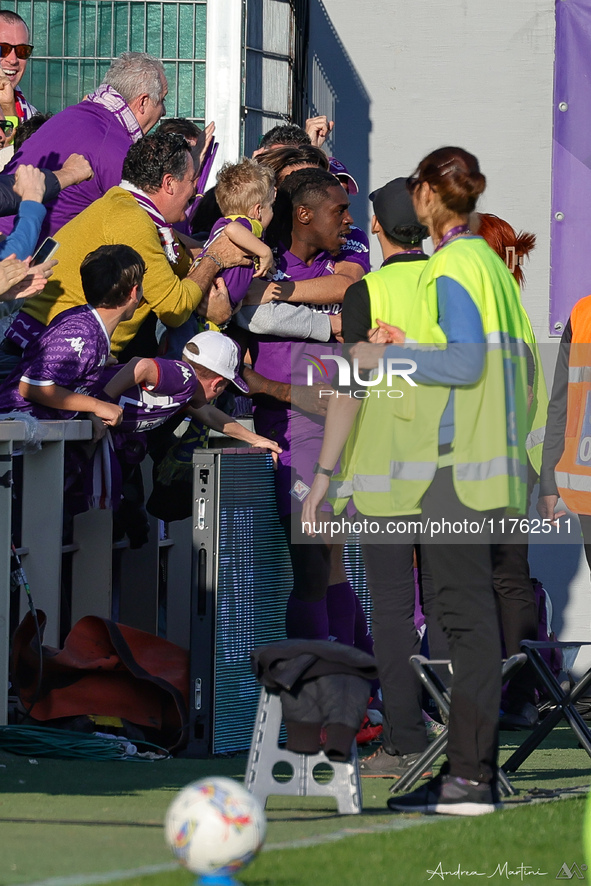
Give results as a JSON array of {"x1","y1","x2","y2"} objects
[{"x1": 0, "y1": 51, "x2": 168, "y2": 239}]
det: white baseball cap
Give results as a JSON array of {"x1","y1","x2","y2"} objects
[{"x1": 182, "y1": 331, "x2": 249, "y2": 393}]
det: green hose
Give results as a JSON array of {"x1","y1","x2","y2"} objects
[{"x1": 0, "y1": 725, "x2": 170, "y2": 760}]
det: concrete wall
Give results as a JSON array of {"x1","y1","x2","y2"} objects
[
  {"x1": 309, "y1": 0, "x2": 555, "y2": 341},
  {"x1": 309, "y1": 1, "x2": 591, "y2": 672}
]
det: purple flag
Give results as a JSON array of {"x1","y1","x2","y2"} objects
[{"x1": 551, "y1": 1, "x2": 591, "y2": 334}]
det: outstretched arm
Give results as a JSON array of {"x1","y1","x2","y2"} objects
[
  {"x1": 242, "y1": 365, "x2": 331, "y2": 416},
  {"x1": 235, "y1": 301, "x2": 334, "y2": 340},
  {"x1": 244, "y1": 260, "x2": 364, "y2": 305},
  {"x1": 52, "y1": 153, "x2": 94, "y2": 190},
  {"x1": 301, "y1": 394, "x2": 362, "y2": 535},
  {"x1": 189, "y1": 237, "x2": 251, "y2": 279},
  {"x1": 187, "y1": 402, "x2": 282, "y2": 460}
]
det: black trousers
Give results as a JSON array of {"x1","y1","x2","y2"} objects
[
  {"x1": 362, "y1": 468, "x2": 501, "y2": 783},
  {"x1": 492, "y1": 541, "x2": 538, "y2": 709},
  {"x1": 419, "y1": 468, "x2": 501, "y2": 783},
  {"x1": 491, "y1": 465, "x2": 539, "y2": 710},
  {"x1": 360, "y1": 526, "x2": 428, "y2": 757}
]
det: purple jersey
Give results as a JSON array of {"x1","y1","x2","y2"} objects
[
  {"x1": 5, "y1": 311, "x2": 46, "y2": 351},
  {"x1": 99, "y1": 358, "x2": 199, "y2": 432},
  {"x1": 252, "y1": 244, "x2": 341, "y2": 387},
  {"x1": 250, "y1": 242, "x2": 343, "y2": 516},
  {"x1": 0, "y1": 305, "x2": 110, "y2": 420},
  {"x1": 270, "y1": 242, "x2": 340, "y2": 317},
  {"x1": 203, "y1": 215, "x2": 261, "y2": 310},
  {"x1": 341, "y1": 225, "x2": 370, "y2": 274},
  {"x1": 268, "y1": 226, "x2": 370, "y2": 322}
]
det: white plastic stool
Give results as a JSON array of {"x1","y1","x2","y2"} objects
[{"x1": 244, "y1": 687, "x2": 362, "y2": 814}]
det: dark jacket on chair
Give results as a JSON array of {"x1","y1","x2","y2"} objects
[{"x1": 250, "y1": 640, "x2": 378, "y2": 761}]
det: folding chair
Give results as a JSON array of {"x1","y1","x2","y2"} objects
[
  {"x1": 502, "y1": 640, "x2": 591, "y2": 773},
  {"x1": 389, "y1": 653, "x2": 527, "y2": 796},
  {"x1": 244, "y1": 687, "x2": 362, "y2": 814}
]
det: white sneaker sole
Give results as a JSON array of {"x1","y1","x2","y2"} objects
[
  {"x1": 434, "y1": 801, "x2": 497, "y2": 815},
  {"x1": 388, "y1": 800, "x2": 500, "y2": 815}
]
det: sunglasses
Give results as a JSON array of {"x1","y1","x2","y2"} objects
[
  {"x1": 159, "y1": 137, "x2": 192, "y2": 178},
  {"x1": 0, "y1": 120, "x2": 14, "y2": 135},
  {"x1": 406, "y1": 175, "x2": 421, "y2": 193},
  {"x1": 163, "y1": 137, "x2": 189, "y2": 161},
  {"x1": 0, "y1": 42, "x2": 33, "y2": 60}
]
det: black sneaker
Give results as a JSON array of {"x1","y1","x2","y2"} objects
[
  {"x1": 499, "y1": 701, "x2": 539, "y2": 729},
  {"x1": 359, "y1": 745, "x2": 432, "y2": 779},
  {"x1": 387, "y1": 773, "x2": 499, "y2": 815}
]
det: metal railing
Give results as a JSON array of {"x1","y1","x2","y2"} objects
[{"x1": 0, "y1": 418, "x2": 195, "y2": 724}]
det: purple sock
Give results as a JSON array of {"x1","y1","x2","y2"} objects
[
  {"x1": 285, "y1": 595, "x2": 329, "y2": 639},
  {"x1": 326, "y1": 580, "x2": 357, "y2": 645}
]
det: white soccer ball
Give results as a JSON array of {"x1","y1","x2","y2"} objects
[{"x1": 164, "y1": 776, "x2": 267, "y2": 877}]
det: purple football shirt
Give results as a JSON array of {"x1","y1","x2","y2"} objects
[
  {"x1": 341, "y1": 225, "x2": 370, "y2": 274},
  {"x1": 99, "y1": 358, "x2": 199, "y2": 432},
  {"x1": 5, "y1": 311, "x2": 47, "y2": 351},
  {"x1": 0, "y1": 305, "x2": 110, "y2": 420},
  {"x1": 252, "y1": 243, "x2": 342, "y2": 386},
  {"x1": 203, "y1": 216, "x2": 259, "y2": 310},
  {"x1": 250, "y1": 242, "x2": 352, "y2": 517}
]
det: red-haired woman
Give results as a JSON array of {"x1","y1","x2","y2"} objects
[
  {"x1": 303, "y1": 147, "x2": 537, "y2": 815},
  {"x1": 473, "y1": 212, "x2": 536, "y2": 288},
  {"x1": 472, "y1": 214, "x2": 548, "y2": 731}
]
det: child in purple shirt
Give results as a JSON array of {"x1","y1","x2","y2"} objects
[
  {"x1": 97, "y1": 331, "x2": 281, "y2": 462},
  {"x1": 206, "y1": 158, "x2": 276, "y2": 308},
  {"x1": 0, "y1": 244, "x2": 145, "y2": 433},
  {"x1": 162, "y1": 159, "x2": 276, "y2": 357}
]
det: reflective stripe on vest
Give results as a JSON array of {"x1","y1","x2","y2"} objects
[
  {"x1": 526, "y1": 426, "x2": 545, "y2": 450},
  {"x1": 568, "y1": 365, "x2": 591, "y2": 384},
  {"x1": 331, "y1": 458, "x2": 439, "y2": 497},
  {"x1": 455, "y1": 455, "x2": 528, "y2": 484},
  {"x1": 486, "y1": 331, "x2": 528, "y2": 354},
  {"x1": 335, "y1": 454, "x2": 526, "y2": 492},
  {"x1": 555, "y1": 471, "x2": 591, "y2": 493}
]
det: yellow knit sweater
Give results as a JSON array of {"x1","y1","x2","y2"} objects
[{"x1": 21, "y1": 187, "x2": 202, "y2": 354}]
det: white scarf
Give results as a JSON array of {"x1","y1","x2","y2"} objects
[
  {"x1": 119, "y1": 180, "x2": 180, "y2": 265},
  {"x1": 14, "y1": 87, "x2": 37, "y2": 121},
  {"x1": 85, "y1": 84, "x2": 143, "y2": 143}
]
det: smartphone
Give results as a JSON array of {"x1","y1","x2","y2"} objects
[{"x1": 31, "y1": 237, "x2": 59, "y2": 266}]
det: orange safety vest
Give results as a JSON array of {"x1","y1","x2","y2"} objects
[{"x1": 555, "y1": 294, "x2": 591, "y2": 514}]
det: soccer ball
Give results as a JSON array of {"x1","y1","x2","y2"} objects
[{"x1": 164, "y1": 776, "x2": 267, "y2": 877}]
